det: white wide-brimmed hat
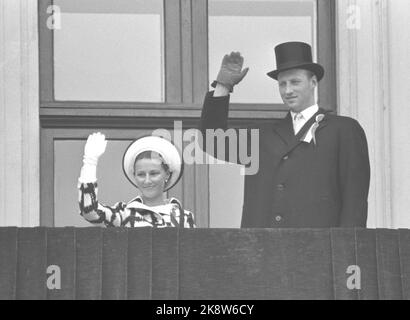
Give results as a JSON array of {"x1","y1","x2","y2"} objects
[{"x1": 122, "y1": 135, "x2": 183, "y2": 191}]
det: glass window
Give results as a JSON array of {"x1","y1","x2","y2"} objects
[
  {"x1": 53, "y1": 0, "x2": 164, "y2": 102},
  {"x1": 209, "y1": 161, "x2": 244, "y2": 228},
  {"x1": 208, "y1": 0, "x2": 317, "y2": 104},
  {"x1": 54, "y1": 140, "x2": 137, "y2": 227}
]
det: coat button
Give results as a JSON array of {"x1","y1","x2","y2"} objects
[
  {"x1": 277, "y1": 184, "x2": 285, "y2": 191},
  {"x1": 275, "y1": 215, "x2": 282, "y2": 222}
]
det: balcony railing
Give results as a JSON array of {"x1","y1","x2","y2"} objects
[{"x1": 0, "y1": 227, "x2": 409, "y2": 299}]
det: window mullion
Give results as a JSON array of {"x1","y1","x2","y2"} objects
[
  {"x1": 164, "y1": 0, "x2": 182, "y2": 104},
  {"x1": 38, "y1": 0, "x2": 54, "y2": 103},
  {"x1": 180, "y1": 0, "x2": 193, "y2": 104},
  {"x1": 192, "y1": 0, "x2": 208, "y2": 105}
]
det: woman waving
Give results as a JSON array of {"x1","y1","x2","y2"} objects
[{"x1": 78, "y1": 133, "x2": 195, "y2": 228}]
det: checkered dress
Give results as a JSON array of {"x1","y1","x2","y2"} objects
[{"x1": 78, "y1": 182, "x2": 196, "y2": 228}]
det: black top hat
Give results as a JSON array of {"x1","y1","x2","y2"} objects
[{"x1": 267, "y1": 42, "x2": 324, "y2": 81}]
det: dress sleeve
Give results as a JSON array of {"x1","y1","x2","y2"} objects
[
  {"x1": 78, "y1": 181, "x2": 129, "y2": 227},
  {"x1": 169, "y1": 198, "x2": 196, "y2": 228},
  {"x1": 184, "y1": 210, "x2": 196, "y2": 228}
]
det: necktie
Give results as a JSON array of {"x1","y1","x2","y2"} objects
[{"x1": 293, "y1": 113, "x2": 304, "y2": 134}]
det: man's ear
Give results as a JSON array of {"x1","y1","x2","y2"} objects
[{"x1": 311, "y1": 75, "x2": 318, "y2": 88}]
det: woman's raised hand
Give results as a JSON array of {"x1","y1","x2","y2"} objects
[{"x1": 83, "y1": 132, "x2": 107, "y2": 166}]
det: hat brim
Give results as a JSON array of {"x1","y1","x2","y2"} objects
[
  {"x1": 122, "y1": 136, "x2": 183, "y2": 192},
  {"x1": 267, "y1": 62, "x2": 324, "y2": 81}
]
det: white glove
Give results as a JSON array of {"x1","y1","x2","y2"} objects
[
  {"x1": 83, "y1": 132, "x2": 107, "y2": 166},
  {"x1": 79, "y1": 132, "x2": 107, "y2": 183}
]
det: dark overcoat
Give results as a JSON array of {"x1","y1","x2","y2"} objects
[{"x1": 200, "y1": 92, "x2": 370, "y2": 228}]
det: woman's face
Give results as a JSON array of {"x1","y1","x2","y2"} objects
[{"x1": 133, "y1": 157, "x2": 170, "y2": 200}]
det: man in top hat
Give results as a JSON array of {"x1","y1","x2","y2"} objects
[{"x1": 200, "y1": 42, "x2": 370, "y2": 228}]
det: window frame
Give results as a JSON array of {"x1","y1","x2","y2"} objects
[
  {"x1": 39, "y1": 0, "x2": 336, "y2": 120},
  {"x1": 40, "y1": 121, "x2": 210, "y2": 228},
  {"x1": 38, "y1": 0, "x2": 336, "y2": 227}
]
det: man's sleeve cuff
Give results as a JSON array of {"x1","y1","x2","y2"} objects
[
  {"x1": 210, "y1": 80, "x2": 233, "y2": 92},
  {"x1": 205, "y1": 90, "x2": 230, "y2": 102}
]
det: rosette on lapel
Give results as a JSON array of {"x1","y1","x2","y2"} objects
[{"x1": 311, "y1": 114, "x2": 325, "y2": 146}]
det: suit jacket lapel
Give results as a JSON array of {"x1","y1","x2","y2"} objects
[
  {"x1": 295, "y1": 108, "x2": 328, "y2": 141},
  {"x1": 272, "y1": 112, "x2": 296, "y2": 146},
  {"x1": 273, "y1": 108, "x2": 330, "y2": 157}
]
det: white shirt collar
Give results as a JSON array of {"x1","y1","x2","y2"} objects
[{"x1": 290, "y1": 104, "x2": 319, "y2": 122}]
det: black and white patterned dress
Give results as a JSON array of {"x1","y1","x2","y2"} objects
[{"x1": 78, "y1": 182, "x2": 195, "y2": 228}]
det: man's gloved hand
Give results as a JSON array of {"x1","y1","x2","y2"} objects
[
  {"x1": 212, "y1": 52, "x2": 249, "y2": 92},
  {"x1": 83, "y1": 132, "x2": 107, "y2": 166}
]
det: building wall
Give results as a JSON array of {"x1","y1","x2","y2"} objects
[
  {"x1": 0, "y1": 0, "x2": 409, "y2": 228},
  {"x1": 336, "y1": 0, "x2": 410, "y2": 228},
  {"x1": 0, "y1": 0, "x2": 39, "y2": 227},
  {"x1": 388, "y1": 0, "x2": 410, "y2": 228}
]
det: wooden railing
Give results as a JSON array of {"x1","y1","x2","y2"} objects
[{"x1": 0, "y1": 227, "x2": 409, "y2": 299}]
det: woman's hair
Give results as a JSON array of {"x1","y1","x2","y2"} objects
[{"x1": 133, "y1": 151, "x2": 170, "y2": 174}]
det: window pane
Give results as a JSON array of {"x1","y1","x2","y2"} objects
[
  {"x1": 54, "y1": 139, "x2": 138, "y2": 227},
  {"x1": 209, "y1": 161, "x2": 244, "y2": 228},
  {"x1": 209, "y1": 0, "x2": 317, "y2": 104},
  {"x1": 54, "y1": 0, "x2": 164, "y2": 102}
]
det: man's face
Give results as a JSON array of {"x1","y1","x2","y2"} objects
[{"x1": 277, "y1": 69, "x2": 317, "y2": 112}]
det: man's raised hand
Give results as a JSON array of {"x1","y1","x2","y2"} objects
[{"x1": 215, "y1": 52, "x2": 249, "y2": 92}]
